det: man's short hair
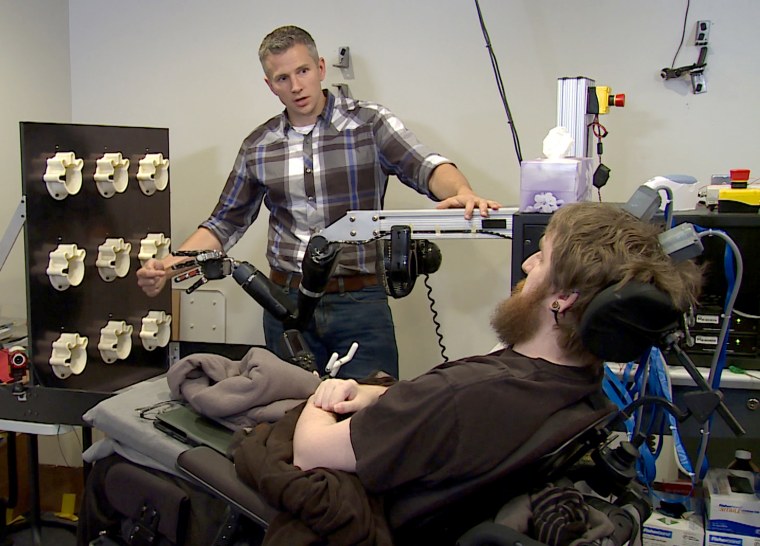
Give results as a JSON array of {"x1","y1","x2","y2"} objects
[
  {"x1": 258, "y1": 25, "x2": 320, "y2": 74},
  {"x1": 544, "y1": 202, "x2": 702, "y2": 362}
]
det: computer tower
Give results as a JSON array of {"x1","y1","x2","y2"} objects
[
  {"x1": 669, "y1": 210, "x2": 760, "y2": 370},
  {"x1": 510, "y1": 212, "x2": 551, "y2": 289}
]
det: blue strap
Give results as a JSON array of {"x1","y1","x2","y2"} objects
[
  {"x1": 649, "y1": 348, "x2": 695, "y2": 478},
  {"x1": 603, "y1": 365, "x2": 632, "y2": 412},
  {"x1": 602, "y1": 362, "x2": 657, "y2": 484}
]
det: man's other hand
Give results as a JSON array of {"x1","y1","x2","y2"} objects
[{"x1": 436, "y1": 192, "x2": 502, "y2": 220}]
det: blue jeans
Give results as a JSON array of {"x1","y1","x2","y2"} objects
[{"x1": 262, "y1": 284, "x2": 399, "y2": 379}]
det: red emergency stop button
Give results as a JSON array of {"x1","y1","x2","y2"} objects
[{"x1": 610, "y1": 94, "x2": 625, "y2": 107}]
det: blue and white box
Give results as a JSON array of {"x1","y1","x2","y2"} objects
[
  {"x1": 703, "y1": 469, "x2": 760, "y2": 538},
  {"x1": 643, "y1": 513, "x2": 705, "y2": 546},
  {"x1": 706, "y1": 531, "x2": 760, "y2": 546}
]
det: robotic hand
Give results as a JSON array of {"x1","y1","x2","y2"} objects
[{"x1": 172, "y1": 250, "x2": 233, "y2": 291}]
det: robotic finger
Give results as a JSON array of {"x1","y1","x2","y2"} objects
[
  {"x1": 173, "y1": 267, "x2": 203, "y2": 283},
  {"x1": 171, "y1": 249, "x2": 235, "y2": 293},
  {"x1": 326, "y1": 342, "x2": 359, "y2": 377}
]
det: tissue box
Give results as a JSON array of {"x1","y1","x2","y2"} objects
[
  {"x1": 703, "y1": 469, "x2": 760, "y2": 538},
  {"x1": 520, "y1": 158, "x2": 593, "y2": 213},
  {"x1": 643, "y1": 513, "x2": 705, "y2": 546}
]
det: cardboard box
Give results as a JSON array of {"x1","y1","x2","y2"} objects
[
  {"x1": 519, "y1": 157, "x2": 592, "y2": 213},
  {"x1": 703, "y1": 469, "x2": 760, "y2": 538},
  {"x1": 643, "y1": 513, "x2": 705, "y2": 546},
  {"x1": 706, "y1": 531, "x2": 760, "y2": 546}
]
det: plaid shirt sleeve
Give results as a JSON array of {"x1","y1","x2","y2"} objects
[
  {"x1": 365, "y1": 101, "x2": 452, "y2": 200},
  {"x1": 200, "y1": 138, "x2": 268, "y2": 252}
]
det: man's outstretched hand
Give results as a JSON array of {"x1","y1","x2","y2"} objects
[{"x1": 136, "y1": 258, "x2": 168, "y2": 297}]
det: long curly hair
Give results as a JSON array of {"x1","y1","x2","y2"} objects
[{"x1": 544, "y1": 202, "x2": 703, "y2": 363}]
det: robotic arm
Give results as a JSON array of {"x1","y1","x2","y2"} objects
[
  {"x1": 173, "y1": 234, "x2": 343, "y2": 329},
  {"x1": 171, "y1": 208, "x2": 518, "y2": 370},
  {"x1": 320, "y1": 208, "x2": 516, "y2": 297}
]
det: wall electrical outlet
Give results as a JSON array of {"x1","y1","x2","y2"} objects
[
  {"x1": 333, "y1": 46, "x2": 350, "y2": 68},
  {"x1": 695, "y1": 20, "x2": 711, "y2": 46},
  {"x1": 691, "y1": 71, "x2": 707, "y2": 94}
]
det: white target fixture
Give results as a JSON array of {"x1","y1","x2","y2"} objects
[
  {"x1": 49, "y1": 332, "x2": 89, "y2": 379},
  {"x1": 46, "y1": 243, "x2": 87, "y2": 291},
  {"x1": 94, "y1": 152, "x2": 130, "y2": 198},
  {"x1": 140, "y1": 310, "x2": 172, "y2": 351},
  {"x1": 98, "y1": 320, "x2": 133, "y2": 363},
  {"x1": 136, "y1": 153, "x2": 169, "y2": 196},
  {"x1": 96, "y1": 237, "x2": 132, "y2": 282},
  {"x1": 138, "y1": 233, "x2": 171, "y2": 266},
  {"x1": 43, "y1": 151, "x2": 84, "y2": 200}
]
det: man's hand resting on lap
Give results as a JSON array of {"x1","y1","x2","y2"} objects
[{"x1": 311, "y1": 378, "x2": 388, "y2": 414}]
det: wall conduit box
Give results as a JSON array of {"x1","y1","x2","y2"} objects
[
  {"x1": 179, "y1": 289, "x2": 226, "y2": 343},
  {"x1": 695, "y1": 20, "x2": 711, "y2": 46}
]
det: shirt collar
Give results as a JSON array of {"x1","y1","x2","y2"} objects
[{"x1": 280, "y1": 89, "x2": 334, "y2": 135}]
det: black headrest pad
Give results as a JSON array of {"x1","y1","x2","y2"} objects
[{"x1": 580, "y1": 281, "x2": 681, "y2": 362}]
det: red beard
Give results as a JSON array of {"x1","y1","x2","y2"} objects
[{"x1": 490, "y1": 279, "x2": 549, "y2": 347}]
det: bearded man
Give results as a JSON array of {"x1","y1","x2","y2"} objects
[{"x1": 290, "y1": 201, "x2": 702, "y2": 494}]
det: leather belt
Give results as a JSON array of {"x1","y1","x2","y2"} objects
[{"x1": 269, "y1": 269, "x2": 379, "y2": 294}]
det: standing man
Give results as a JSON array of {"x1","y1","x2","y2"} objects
[{"x1": 137, "y1": 25, "x2": 501, "y2": 379}]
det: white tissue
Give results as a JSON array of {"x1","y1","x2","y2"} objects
[
  {"x1": 525, "y1": 192, "x2": 565, "y2": 213},
  {"x1": 542, "y1": 126, "x2": 574, "y2": 160}
]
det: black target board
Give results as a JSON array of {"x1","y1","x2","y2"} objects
[{"x1": 20, "y1": 122, "x2": 172, "y2": 393}]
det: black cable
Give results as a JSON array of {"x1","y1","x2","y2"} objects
[
  {"x1": 670, "y1": 0, "x2": 691, "y2": 68},
  {"x1": 381, "y1": 231, "x2": 510, "y2": 239},
  {"x1": 479, "y1": 232, "x2": 512, "y2": 240},
  {"x1": 473, "y1": 0, "x2": 523, "y2": 165},
  {"x1": 423, "y1": 275, "x2": 449, "y2": 363},
  {"x1": 619, "y1": 395, "x2": 688, "y2": 425},
  {"x1": 56, "y1": 426, "x2": 75, "y2": 468}
]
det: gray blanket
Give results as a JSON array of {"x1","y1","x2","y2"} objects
[
  {"x1": 83, "y1": 375, "x2": 189, "y2": 475},
  {"x1": 167, "y1": 347, "x2": 321, "y2": 429}
]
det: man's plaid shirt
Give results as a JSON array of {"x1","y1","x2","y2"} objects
[{"x1": 201, "y1": 90, "x2": 452, "y2": 276}]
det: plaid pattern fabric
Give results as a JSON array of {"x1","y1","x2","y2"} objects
[{"x1": 202, "y1": 90, "x2": 451, "y2": 275}]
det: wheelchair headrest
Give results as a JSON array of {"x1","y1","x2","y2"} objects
[{"x1": 579, "y1": 281, "x2": 681, "y2": 363}]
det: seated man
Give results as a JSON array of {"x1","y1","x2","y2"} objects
[{"x1": 292, "y1": 201, "x2": 702, "y2": 496}]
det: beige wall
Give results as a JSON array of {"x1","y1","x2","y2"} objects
[
  {"x1": 3, "y1": 0, "x2": 760, "y2": 381},
  {"x1": 0, "y1": 0, "x2": 72, "y2": 319},
  {"x1": 1, "y1": 0, "x2": 75, "y2": 464}
]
